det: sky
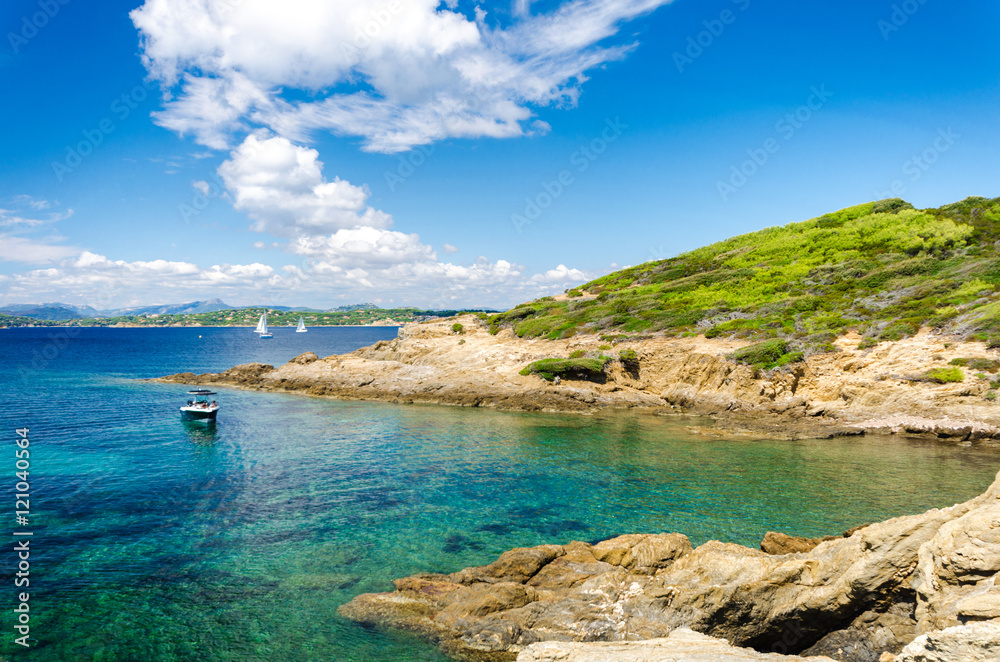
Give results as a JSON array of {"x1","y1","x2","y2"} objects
[{"x1": 0, "y1": 0, "x2": 998, "y2": 311}]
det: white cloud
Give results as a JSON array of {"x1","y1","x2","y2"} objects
[
  {"x1": 0, "y1": 234, "x2": 79, "y2": 265},
  {"x1": 217, "y1": 132, "x2": 392, "y2": 236},
  {"x1": 531, "y1": 263, "x2": 587, "y2": 283},
  {"x1": 442, "y1": 243, "x2": 459, "y2": 253},
  {"x1": 132, "y1": 0, "x2": 673, "y2": 152},
  {"x1": 0, "y1": 198, "x2": 77, "y2": 264},
  {"x1": 290, "y1": 227, "x2": 435, "y2": 267},
  {"x1": 1, "y1": 247, "x2": 595, "y2": 309}
]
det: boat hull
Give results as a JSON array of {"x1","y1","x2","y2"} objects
[
  {"x1": 259, "y1": 333, "x2": 273, "y2": 338},
  {"x1": 181, "y1": 407, "x2": 218, "y2": 420}
]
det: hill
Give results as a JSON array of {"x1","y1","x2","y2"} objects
[{"x1": 487, "y1": 196, "x2": 1000, "y2": 355}]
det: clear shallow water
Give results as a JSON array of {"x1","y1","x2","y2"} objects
[{"x1": 1, "y1": 327, "x2": 999, "y2": 661}]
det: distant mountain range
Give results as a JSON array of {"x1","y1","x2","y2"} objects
[{"x1": 0, "y1": 299, "x2": 381, "y2": 320}]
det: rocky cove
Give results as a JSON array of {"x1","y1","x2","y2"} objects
[
  {"x1": 338, "y1": 465, "x2": 1000, "y2": 661},
  {"x1": 156, "y1": 317, "x2": 1000, "y2": 660},
  {"x1": 159, "y1": 315, "x2": 1000, "y2": 441}
]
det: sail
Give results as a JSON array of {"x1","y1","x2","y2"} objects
[
  {"x1": 255, "y1": 313, "x2": 267, "y2": 333},
  {"x1": 296, "y1": 316, "x2": 307, "y2": 332}
]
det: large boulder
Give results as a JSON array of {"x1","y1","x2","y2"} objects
[{"x1": 340, "y1": 472, "x2": 1000, "y2": 662}]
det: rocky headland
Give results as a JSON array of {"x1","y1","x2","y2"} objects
[
  {"x1": 158, "y1": 315, "x2": 1000, "y2": 441},
  {"x1": 339, "y1": 470, "x2": 1000, "y2": 661}
]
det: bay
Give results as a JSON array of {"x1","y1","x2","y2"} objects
[{"x1": 1, "y1": 327, "x2": 997, "y2": 661}]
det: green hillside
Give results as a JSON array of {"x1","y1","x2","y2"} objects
[{"x1": 487, "y1": 196, "x2": 1000, "y2": 354}]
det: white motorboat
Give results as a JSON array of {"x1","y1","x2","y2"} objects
[
  {"x1": 296, "y1": 316, "x2": 307, "y2": 333},
  {"x1": 181, "y1": 390, "x2": 219, "y2": 421},
  {"x1": 256, "y1": 312, "x2": 273, "y2": 338}
]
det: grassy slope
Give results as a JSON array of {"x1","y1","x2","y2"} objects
[{"x1": 488, "y1": 196, "x2": 1000, "y2": 354}]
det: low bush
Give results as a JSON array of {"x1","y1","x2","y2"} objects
[
  {"x1": 922, "y1": 367, "x2": 965, "y2": 383},
  {"x1": 569, "y1": 350, "x2": 586, "y2": 359},
  {"x1": 452, "y1": 323, "x2": 464, "y2": 334},
  {"x1": 519, "y1": 357, "x2": 611, "y2": 382},
  {"x1": 731, "y1": 339, "x2": 804, "y2": 370},
  {"x1": 949, "y1": 357, "x2": 999, "y2": 372},
  {"x1": 858, "y1": 337, "x2": 879, "y2": 350}
]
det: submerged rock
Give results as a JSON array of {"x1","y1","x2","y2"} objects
[{"x1": 340, "y1": 471, "x2": 1000, "y2": 662}]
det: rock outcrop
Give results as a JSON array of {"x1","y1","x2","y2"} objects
[
  {"x1": 339, "y1": 471, "x2": 1000, "y2": 662},
  {"x1": 516, "y1": 628, "x2": 836, "y2": 661},
  {"x1": 894, "y1": 620, "x2": 1000, "y2": 661},
  {"x1": 156, "y1": 316, "x2": 1000, "y2": 440},
  {"x1": 760, "y1": 525, "x2": 868, "y2": 555}
]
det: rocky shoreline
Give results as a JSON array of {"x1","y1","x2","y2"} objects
[
  {"x1": 157, "y1": 315, "x2": 1000, "y2": 441},
  {"x1": 339, "y1": 471, "x2": 1000, "y2": 661}
]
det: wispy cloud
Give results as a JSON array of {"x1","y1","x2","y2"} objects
[
  {"x1": 131, "y1": 0, "x2": 674, "y2": 152},
  {"x1": 0, "y1": 197, "x2": 78, "y2": 264}
]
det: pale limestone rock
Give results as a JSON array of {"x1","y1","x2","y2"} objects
[
  {"x1": 516, "y1": 628, "x2": 836, "y2": 661},
  {"x1": 894, "y1": 619, "x2": 1000, "y2": 662}
]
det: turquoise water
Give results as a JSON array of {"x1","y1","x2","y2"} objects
[{"x1": 1, "y1": 327, "x2": 998, "y2": 661}]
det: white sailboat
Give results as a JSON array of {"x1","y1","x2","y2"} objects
[
  {"x1": 256, "y1": 312, "x2": 273, "y2": 338},
  {"x1": 296, "y1": 316, "x2": 307, "y2": 333}
]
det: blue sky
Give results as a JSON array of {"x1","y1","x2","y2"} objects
[{"x1": 1, "y1": 0, "x2": 998, "y2": 310}]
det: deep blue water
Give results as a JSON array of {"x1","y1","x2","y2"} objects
[{"x1": 0, "y1": 326, "x2": 998, "y2": 661}]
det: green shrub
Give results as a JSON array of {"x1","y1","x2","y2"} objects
[
  {"x1": 569, "y1": 350, "x2": 586, "y2": 359},
  {"x1": 566, "y1": 289, "x2": 583, "y2": 298},
  {"x1": 458, "y1": 339, "x2": 466, "y2": 345},
  {"x1": 452, "y1": 323, "x2": 464, "y2": 334},
  {"x1": 774, "y1": 351, "x2": 805, "y2": 368},
  {"x1": 519, "y1": 357, "x2": 611, "y2": 382},
  {"x1": 922, "y1": 367, "x2": 965, "y2": 383},
  {"x1": 987, "y1": 390, "x2": 998, "y2": 401},
  {"x1": 950, "y1": 357, "x2": 999, "y2": 372},
  {"x1": 871, "y1": 198, "x2": 915, "y2": 215},
  {"x1": 858, "y1": 337, "x2": 879, "y2": 350},
  {"x1": 880, "y1": 321, "x2": 920, "y2": 341},
  {"x1": 971, "y1": 358, "x2": 1000, "y2": 372},
  {"x1": 731, "y1": 339, "x2": 803, "y2": 370}
]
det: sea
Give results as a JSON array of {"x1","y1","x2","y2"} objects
[{"x1": 1, "y1": 325, "x2": 998, "y2": 661}]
